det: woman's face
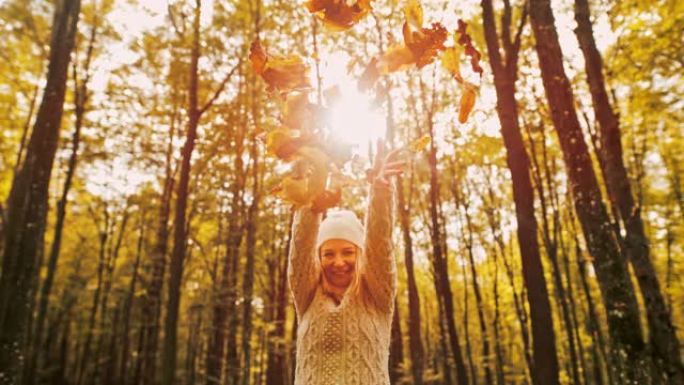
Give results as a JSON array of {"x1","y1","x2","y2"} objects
[{"x1": 320, "y1": 239, "x2": 358, "y2": 289}]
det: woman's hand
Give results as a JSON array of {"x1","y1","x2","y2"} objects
[{"x1": 366, "y1": 139, "x2": 406, "y2": 185}]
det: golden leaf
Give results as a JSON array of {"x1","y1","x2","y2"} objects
[
  {"x1": 250, "y1": 40, "x2": 310, "y2": 94},
  {"x1": 297, "y1": 146, "x2": 330, "y2": 199},
  {"x1": 377, "y1": 43, "x2": 415, "y2": 74},
  {"x1": 403, "y1": 0, "x2": 423, "y2": 29},
  {"x1": 266, "y1": 129, "x2": 315, "y2": 160},
  {"x1": 278, "y1": 176, "x2": 313, "y2": 206},
  {"x1": 459, "y1": 82, "x2": 477, "y2": 123},
  {"x1": 441, "y1": 46, "x2": 464, "y2": 83}
]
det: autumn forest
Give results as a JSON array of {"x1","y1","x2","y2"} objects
[{"x1": 0, "y1": 0, "x2": 682, "y2": 384}]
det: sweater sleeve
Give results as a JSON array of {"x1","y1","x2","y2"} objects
[
  {"x1": 361, "y1": 181, "x2": 397, "y2": 313},
  {"x1": 288, "y1": 206, "x2": 322, "y2": 319}
]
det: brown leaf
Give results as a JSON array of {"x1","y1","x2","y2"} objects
[
  {"x1": 250, "y1": 40, "x2": 310, "y2": 94},
  {"x1": 404, "y1": 22, "x2": 448, "y2": 68},
  {"x1": 306, "y1": 0, "x2": 373, "y2": 31},
  {"x1": 456, "y1": 19, "x2": 483, "y2": 77}
]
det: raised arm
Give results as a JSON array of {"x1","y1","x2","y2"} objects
[
  {"x1": 287, "y1": 206, "x2": 322, "y2": 318},
  {"x1": 361, "y1": 180, "x2": 397, "y2": 313}
]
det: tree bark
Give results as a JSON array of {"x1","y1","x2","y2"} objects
[
  {"x1": 574, "y1": 0, "x2": 683, "y2": 381},
  {"x1": 426, "y1": 117, "x2": 469, "y2": 385},
  {"x1": 30, "y1": 16, "x2": 98, "y2": 382},
  {"x1": 119, "y1": 217, "x2": 145, "y2": 383},
  {"x1": 397, "y1": 171, "x2": 424, "y2": 385},
  {"x1": 206, "y1": 93, "x2": 246, "y2": 385},
  {"x1": 528, "y1": 0, "x2": 647, "y2": 380},
  {"x1": 0, "y1": 1, "x2": 81, "y2": 381},
  {"x1": 480, "y1": 1, "x2": 559, "y2": 384},
  {"x1": 161, "y1": 1, "x2": 202, "y2": 383}
]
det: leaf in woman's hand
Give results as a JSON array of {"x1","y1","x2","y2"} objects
[{"x1": 311, "y1": 189, "x2": 342, "y2": 213}]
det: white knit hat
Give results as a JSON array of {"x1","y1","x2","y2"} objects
[{"x1": 316, "y1": 210, "x2": 365, "y2": 252}]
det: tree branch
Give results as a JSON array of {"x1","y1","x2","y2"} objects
[{"x1": 198, "y1": 59, "x2": 242, "y2": 116}]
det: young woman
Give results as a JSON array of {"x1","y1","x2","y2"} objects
[{"x1": 288, "y1": 140, "x2": 404, "y2": 385}]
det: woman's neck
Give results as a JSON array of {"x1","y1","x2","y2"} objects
[{"x1": 321, "y1": 277, "x2": 348, "y2": 304}]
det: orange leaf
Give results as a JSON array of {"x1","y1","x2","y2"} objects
[
  {"x1": 250, "y1": 40, "x2": 310, "y2": 94},
  {"x1": 377, "y1": 43, "x2": 415, "y2": 74},
  {"x1": 306, "y1": 0, "x2": 373, "y2": 31},
  {"x1": 459, "y1": 82, "x2": 477, "y2": 123},
  {"x1": 404, "y1": 22, "x2": 447, "y2": 68}
]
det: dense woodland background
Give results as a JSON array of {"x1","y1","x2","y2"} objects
[{"x1": 0, "y1": 0, "x2": 682, "y2": 384}]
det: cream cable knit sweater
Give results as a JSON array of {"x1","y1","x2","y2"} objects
[{"x1": 288, "y1": 182, "x2": 397, "y2": 385}]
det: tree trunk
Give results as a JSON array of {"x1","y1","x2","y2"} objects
[
  {"x1": 77, "y1": 207, "x2": 111, "y2": 385},
  {"x1": 480, "y1": 1, "x2": 560, "y2": 384},
  {"x1": 481, "y1": 180, "x2": 535, "y2": 384},
  {"x1": 0, "y1": 1, "x2": 81, "y2": 381},
  {"x1": 389, "y1": 298, "x2": 405, "y2": 383},
  {"x1": 397, "y1": 171, "x2": 424, "y2": 385},
  {"x1": 242, "y1": 125, "x2": 261, "y2": 385},
  {"x1": 459, "y1": 195, "x2": 494, "y2": 385},
  {"x1": 120, "y1": 217, "x2": 145, "y2": 383},
  {"x1": 140, "y1": 106, "x2": 178, "y2": 385},
  {"x1": 528, "y1": 0, "x2": 646, "y2": 380},
  {"x1": 161, "y1": 1, "x2": 202, "y2": 383},
  {"x1": 574, "y1": 0, "x2": 682, "y2": 381},
  {"x1": 265, "y1": 214, "x2": 291, "y2": 385},
  {"x1": 425, "y1": 94, "x2": 469, "y2": 385}
]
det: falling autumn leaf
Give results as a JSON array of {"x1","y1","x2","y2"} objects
[
  {"x1": 306, "y1": 0, "x2": 373, "y2": 31},
  {"x1": 377, "y1": 44, "x2": 415, "y2": 74},
  {"x1": 456, "y1": 19, "x2": 483, "y2": 77},
  {"x1": 459, "y1": 82, "x2": 477, "y2": 123},
  {"x1": 250, "y1": 40, "x2": 310, "y2": 95},
  {"x1": 266, "y1": 129, "x2": 316, "y2": 160},
  {"x1": 441, "y1": 46, "x2": 464, "y2": 83},
  {"x1": 403, "y1": 0, "x2": 423, "y2": 29},
  {"x1": 403, "y1": 22, "x2": 448, "y2": 68}
]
